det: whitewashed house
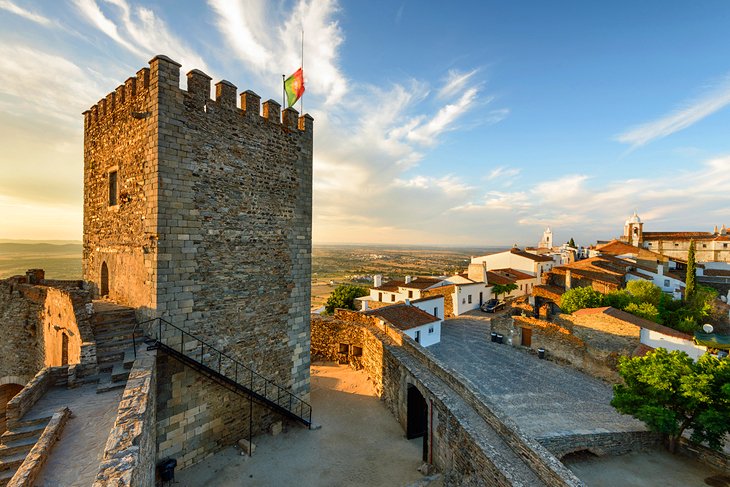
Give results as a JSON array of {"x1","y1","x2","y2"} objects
[{"x1": 364, "y1": 303, "x2": 442, "y2": 347}]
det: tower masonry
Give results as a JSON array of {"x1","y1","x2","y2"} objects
[{"x1": 82, "y1": 55, "x2": 313, "y2": 402}]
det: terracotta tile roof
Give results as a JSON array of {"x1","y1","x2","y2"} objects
[
  {"x1": 552, "y1": 256, "x2": 630, "y2": 285},
  {"x1": 595, "y1": 239, "x2": 667, "y2": 261},
  {"x1": 485, "y1": 271, "x2": 515, "y2": 286},
  {"x1": 704, "y1": 269, "x2": 730, "y2": 277},
  {"x1": 572, "y1": 306, "x2": 693, "y2": 340},
  {"x1": 510, "y1": 247, "x2": 554, "y2": 262},
  {"x1": 364, "y1": 304, "x2": 439, "y2": 330},
  {"x1": 399, "y1": 277, "x2": 443, "y2": 290},
  {"x1": 410, "y1": 295, "x2": 443, "y2": 304},
  {"x1": 372, "y1": 280, "x2": 404, "y2": 292},
  {"x1": 642, "y1": 231, "x2": 715, "y2": 241},
  {"x1": 533, "y1": 285, "x2": 565, "y2": 303},
  {"x1": 492, "y1": 268, "x2": 535, "y2": 281},
  {"x1": 633, "y1": 343, "x2": 655, "y2": 357}
]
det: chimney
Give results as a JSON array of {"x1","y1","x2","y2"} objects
[
  {"x1": 362, "y1": 300, "x2": 369, "y2": 311},
  {"x1": 405, "y1": 298, "x2": 411, "y2": 306},
  {"x1": 657, "y1": 264, "x2": 664, "y2": 276},
  {"x1": 467, "y1": 263, "x2": 486, "y2": 282},
  {"x1": 405, "y1": 275, "x2": 412, "y2": 284},
  {"x1": 565, "y1": 269, "x2": 572, "y2": 290},
  {"x1": 482, "y1": 262, "x2": 488, "y2": 285},
  {"x1": 373, "y1": 275, "x2": 382, "y2": 288}
]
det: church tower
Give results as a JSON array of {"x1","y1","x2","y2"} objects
[
  {"x1": 539, "y1": 227, "x2": 553, "y2": 249},
  {"x1": 623, "y1": 211, "x2": 643, "y2": 246}
]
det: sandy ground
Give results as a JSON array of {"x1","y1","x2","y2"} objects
[
  {"x1": 176, "y1": 363, "x2": 437, "y2": 487},
  {"x1": 564, "y1": 449, "x2": 727, "y2": 487}
]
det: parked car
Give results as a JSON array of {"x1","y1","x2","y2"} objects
[{"x1": 481, "y1": 299, "x2": 504, "y2": 313}]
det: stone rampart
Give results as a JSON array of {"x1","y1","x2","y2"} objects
[
  {"x1": 538, "y1": 430, "x2": 660, "y2": 459},
  {"x1": 6, "y1": 367, "x2": 69, "y2": 429},
  {"x1": 313, "y1": 312, "x2": 582, "y2": 486},
  {"x1": 94, "y1": 349, "x2": 157, "y2": 487}
]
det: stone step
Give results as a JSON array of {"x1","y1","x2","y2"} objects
[
  {"x1": 96, "y1": 374, "x2": 126, "y2": 394},
  {"x1": 92, "y1": 313, "x2": 137, "y2": 327},
  {"x1": 123, "y1": 349, "x2": 137, "y2": 370},
  {"x1": 0, "y1": 451, "x2": 26, "y2": 472},
  {"x1": 12, "y1": 416, "x2": 52, "y2": 430},
  {"x1": 97, "y1": 339, "x2": 136, "y2": 358},
  {"x1": 93, "y1": 328, "x2": 136, "y2": 344},
  {"x1": 0, "y1": 467, "x2": 15, "y2": 486},
  {"x1": 111, "y1": 363, "x2": 130, "y2": 383},
  {"x1": 0, "y1": 422, "x2": 47, "y2": 443},
  {"x1": 0, "y1": 436, "x2": 38, "y2": 457}
]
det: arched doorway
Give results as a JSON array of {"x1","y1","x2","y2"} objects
[
  {"x1": 100, "y1": 261, "x2": 109, "y2": 297},
  {"x1": 0, "y1": 383, "x2": 24, "y2": 433},
  {"x1": 406, "y1": 384, "x2": 428, "y2": 461}
]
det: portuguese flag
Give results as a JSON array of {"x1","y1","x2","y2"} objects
[{"x1": 284, "y1": 68, "x2": 305, "y2": 108}]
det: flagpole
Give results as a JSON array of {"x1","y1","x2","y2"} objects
[
  {"x1": 282, "y1": 74, "x2": 285, "y2": 109},
  {"x1": 300, "y1": 28, "x2": 304, "y2": 115}
]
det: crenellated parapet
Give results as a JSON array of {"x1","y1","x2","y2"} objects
[{"x1": 83, "y1": 54, "x2": 313, "y2": 136}]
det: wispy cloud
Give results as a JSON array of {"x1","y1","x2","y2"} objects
[
  {"x1": 485, "y1": 166, "x2": 520, "y2": 181},
  {"x1": 438, "y1": 69, "x2": 478, "y2": 99},
  {"x1": 616, "y1": 74, "x2": 730, "y2": 148},
  {"x1": 0, "y1": 0, "x2": 52, "y2": 25},
  {"x1": 73, "y1": 0, "x2": 209, "y2": 74}
]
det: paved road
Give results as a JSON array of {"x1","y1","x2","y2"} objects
[{"x1": 429, "y1": 313, "x2": 646, "y2": 439}]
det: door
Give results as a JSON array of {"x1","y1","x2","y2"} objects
[
  {"x1": 479, "y1": 292, "x2": 483, "y2": 306},
  {"x1": 406, "y1": 385, "x2": 428, "y2": 461},
  {"x1": 521, "y1": 327, "x2": 532, "y2": 347},
  {"x1": 100, "y1": 261, "x2": 109, "y2": 297}
]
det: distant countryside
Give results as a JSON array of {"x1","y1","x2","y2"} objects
[
  {"x1": 0, "y1": 241, "x2": 83, "y2": 280},
  {"x1": 0, "y1": 241, "x2": 507, "y2": 309}
]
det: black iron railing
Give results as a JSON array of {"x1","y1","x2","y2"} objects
[{"x1": 132, "y1": 317, "x2": 312, "y2": 426}]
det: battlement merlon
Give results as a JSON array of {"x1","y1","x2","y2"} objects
[{"x1": 82, "y1": 54, "x2": 313, "y2": 135}]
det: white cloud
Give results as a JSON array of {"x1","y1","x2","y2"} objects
[
  {"x1": 616, "y1": 74, "x2": 730, "y2": 148},
  {"x1": 73, "y1": 0, "x2": 209, "y2": 74},
  {"x1": 0, "y1": 0, "x2": 51, "y2": 25},
  {"x1": 438, "y1": 69, "x2": 478, "y2": 99},
  {"x1": 485, "y1": 166, "x2": 520, "y2": 181}
]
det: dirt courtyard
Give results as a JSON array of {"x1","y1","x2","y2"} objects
[{"x1": 176, "y1": 362, "x2": 437, "y2": 487}]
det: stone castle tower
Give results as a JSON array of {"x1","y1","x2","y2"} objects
[{"x1": 82, "y1": 55, "x2": 312, "y2": 464}]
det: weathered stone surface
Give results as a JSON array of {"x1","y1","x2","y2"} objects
[
  {"x1": 93, "y1": 349, "x2": 157, "y2": 487},
  {"x1": 7, "y1": 406, "x2": 71, "y2": 487},
  {"x1": 82, "y1": 55, "x2": 313, "y2": 468}
]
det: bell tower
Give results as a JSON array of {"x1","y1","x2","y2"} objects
[{"x1": 623, "y1": 211, "x2": 643, "y2": 246}]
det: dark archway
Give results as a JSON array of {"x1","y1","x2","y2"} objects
[
  {"x1": 100, "y1": 261, "x2": 109, "y2": 297},
  {"x1": 0, "y1": 384, "x2": 24, "y2": 434},
  {"x1": 406, "y1": 384, "x2": 428, "y2": 461}
]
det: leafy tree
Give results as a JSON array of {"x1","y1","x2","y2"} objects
[
  {"x1": 612, "y1": 348, "x2": 730, "y2": 453},
  {"x1": 624, "y1": 302, "x2": 661, "y2": 323},
  {"x1": 324, "y1": 284, "x2": 368, "y2": 314},
  {"x1": 560, "y1": 286, "x2": 604, "y2": 314},
  {"x1": 603, "y1": 289, "x2": 634, "y2": 310},
  {"x1": 626, "y1": 280, "x2": 663, "y2": 307},
  {"x1": 686, "y1": 240, "x2": 697, "y2": 300},
  {"x1": 567, "y1": 237, "x2": 576, "y2": 248},
  {"x1": 492, "y1": 283, "x2": 518, "y2": 301}
]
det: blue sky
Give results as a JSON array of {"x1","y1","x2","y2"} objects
[{"x1": 1, "y1": 1, "x2": 729, "y2": 246}]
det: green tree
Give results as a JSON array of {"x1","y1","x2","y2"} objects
[
  {"x1": 686, "y1": 240, "x2": 696, "y2": 301},
  {"x1": 492, "y1": 283, "x2": 518, "y2": 301},
  {"x1": 560, "y1": 286, "x2": 604, "y2": 314},
  {"x1": 324, "y1": 284, "x2": 368, "y2": 314},
  {"x1": 603, "y1": 289, "x2": 634, "y2": 310},
  {"x1": 624, "y1": 302, "x2": 661, "y2": 323},
  {"x1": 612, "y1": 348, "x2": 730, "y2": 453},
  {"x1": 626, "y1": 280, "x2": 663, "y2": 306},
  {"x1": 567, "y1": 237, "x2": 576, "y2": 248}
]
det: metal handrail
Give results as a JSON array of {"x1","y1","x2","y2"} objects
[{"x1": 132, "y1": 317, "x2": 312, "y2": 425}]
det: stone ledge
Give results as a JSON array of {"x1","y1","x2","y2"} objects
[
  {"x1": 7, "y1": 367, "x2": 68, "y2": 428},
  {"x1": 8, "y1": 407, "x2": 72, "y2": 487},
  {"x1": 93, "y1": 349, "x2": 157, "y2": 487}
]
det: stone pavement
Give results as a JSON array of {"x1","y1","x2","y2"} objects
[
  {"x1": 429, "y1": 313, "x2": 646, "y2": 440},
  {"x1": 31, "y1": 384, "x2": 123, "y2": 487}
]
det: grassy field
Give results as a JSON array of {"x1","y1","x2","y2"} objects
[
  {"x1": 0, "y1": 242, "x2": 506, "y2": 308},
  {"x1": 0, "y1": 242, "x2": 82, "y2": 280}
]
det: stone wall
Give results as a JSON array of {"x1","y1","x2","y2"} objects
[
  {"x1": 539, "y1": 431, "x2": 659, "y2": 459},
  {"x1": 155, "y1": 352, "x2": 281, "y2": 469},
  {"x1": 312, "y1": 313, "x2": 582, "y2": 486},
  {"x1": 490, "y1": 314, "x2": 622, "y2": 382},
  {"x1": 0, "y1": 277, "x2": 95, "y2": 386},
  {"x1": 82, "y1": 64, "x2": 157, "y2": 309},
  {"x1": 678, "y1": 437, "x2": 730, "y2": 473},
  {"x1": 94, "y1": 349, "x2": 157, "y2": 487},
  {"x1": 422, "y1": 285, "x2": 455, "y2": 318},
  {"x1": 6, "y1": 367, "x2": 69, "y2": 429}
]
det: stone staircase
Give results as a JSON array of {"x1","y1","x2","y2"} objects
[
  {"x1": 0, "y1": 416, "x2": 51, "y2": 486},
  {"x1": 91, "y1": 301, "x2": 138, "y2": 394}
]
